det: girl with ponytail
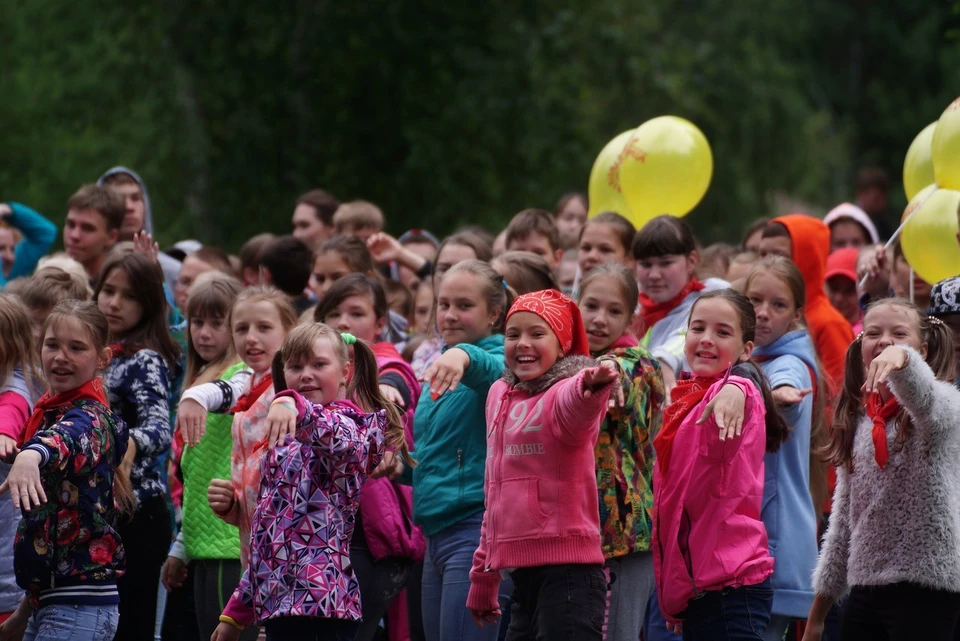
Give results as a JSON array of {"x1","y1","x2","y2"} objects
[{"x1": 212, "y1": 323, "x2": 410, "y2": 641}]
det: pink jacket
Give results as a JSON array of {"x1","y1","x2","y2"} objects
[
  {"x1": 467, "y1": 356, "x2": 612, "y2": 612},
  {"x1": 652, "y1": 376, "x2": 773, "y2": 623},
  {"x1": 359, "y1": 343, "x2": 425, "y2": 562}
]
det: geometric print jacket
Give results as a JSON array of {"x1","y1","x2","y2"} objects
[{"x1": 222, "y1": 392, "x2": 385, "y2": 626}]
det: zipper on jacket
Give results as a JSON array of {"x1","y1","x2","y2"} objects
[{"x1": 457, "y1": 449, "x2": 464, "y2": 501}]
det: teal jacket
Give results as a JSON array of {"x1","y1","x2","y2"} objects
[
  {"x1": 407, "y1": 334, "x2": 504, "y2": 537},
  {"x1": 1, "y1": 203, "x2": 57, "y2": 287}
]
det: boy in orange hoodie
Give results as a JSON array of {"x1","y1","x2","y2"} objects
[{"x1": 758, "y1": 214, "x2": 854, "y2": 393}]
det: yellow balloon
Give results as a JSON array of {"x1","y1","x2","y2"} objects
[
  {"x1": 932, "y1": 97, "x2": 960, "y2": 190},
  {"x1": 618, "y1": 116, "x2": 713, "y2": 227},
  {"x1": 901, "y1": 187, "x2": 960, "y2": 285},
  {"x1": 587, "y1": 130, "x2": 635, "y2": 218},
  {"x1": 903, "y1": 122, "x2": 937, "y2": 201}
]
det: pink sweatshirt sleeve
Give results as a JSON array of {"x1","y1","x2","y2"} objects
[
  {"x1": 221, "y1": 567, "x2": 257, "y2": 627},
  {"x1": 0, "y1": 391, "x2": 30, "y2": 441},
  {"x1": 550, "y1": 370, "x2": 614, "y2": 446},
  {"x1": 466, "y1": 511, "x2": 501, "y2": 612}
]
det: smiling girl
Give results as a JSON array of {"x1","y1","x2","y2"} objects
[
  {"x1": 94, "y1": 252, "x2": 181, "y2": 641},
  {"x1": 315, "y1": 274, "x2": 425, "y2": 641},
  {"x1": 652, "y1": 289, "x2": 788, "y2": 639},
  {"x1": 576, "y1": 265, "x2": 665, "y2": 641},
  {"x1": 577, "y1": 212, "x2": 636, "y2": 279},
  {"x1": 409, "y1": 259, "x2": 512, "y2": 641},
  {"x1": 211, "y1": 323, "x2": 407, "y2": 641},
  {"x1": 744, "y1": 257, "x2": 825, "y2": 640},
  {"x1": 0, "y1": 301, "x2": 131, "y2": 641},
  {"x1": 467, "y1": 288, "x2": 618, "y2": 640},
  {"x1": 804, "y1": 299, "x2": 960, "y2": 641}
]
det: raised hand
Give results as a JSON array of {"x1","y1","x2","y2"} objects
[
  {"x1": 421, "y1": 348, "x2": 470, "y2": 399},
  {"x1": 132, "y1": 231, "x2": 160, "y2": 265},
  {"x1": 177, "y1": 398, "x2": 209, "y2": 445},
  {"x1": 863, "y1": 345, "x2": 909, "y2": 393},
  {"x1": 366, "y1": 232, "x2": 403, "y2": 264},
  {"x1": 264, "y1": 399, "x2": 298, "y2": 446},
  {"x1": 0, "y1": 450, "x2": 46, "y2": 512}
]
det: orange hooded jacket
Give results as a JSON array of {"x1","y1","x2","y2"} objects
[{"x1": 773, "y1": 215, "x2": 854, "y2": 392}]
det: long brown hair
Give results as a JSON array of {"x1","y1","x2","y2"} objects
[
  {"x1": 43, "y1": 301, "x2": 135, "y2": 514},
  {"x1": 689, "y1": 289, "x2": 790, "y2": 453},
  {"x1": 271, "y1": 323, "x2": 414, "y2": 467},
  {"x1": 0, "y1": 294, "x2": 42, "y2": 399},
  {"x1": 744, "y1": 256, "x2": 829, "y2": 508},
  {"x1": 826, "y1": 298, "x2": 956, "y2": 472},
  {"x1": 185, "y1": 273, "x2": 244, "y2": 386},
  {"x1": 93, "y1": 253, "x2": 181, "y2": 368}
]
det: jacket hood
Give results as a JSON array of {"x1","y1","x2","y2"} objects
[
  {"x1": 502, "y1": 354, "x2": 595, "y2": 395},
  {"x1": 98, "y1": 166, "x2": 153, "y2": 235},
  {"x1": 773, "y1": 214, "x2": 829, "y2": 309},
  {"x1": 752, "y1": 330, "x2": 819, "y2": 375},
  {"x1": 823, "y1": 203, "x2": 880, "y2": 245}
]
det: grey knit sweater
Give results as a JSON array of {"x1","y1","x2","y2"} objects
[{"x1": 813, "y1": 347, "x2": 960, "y2": 599}]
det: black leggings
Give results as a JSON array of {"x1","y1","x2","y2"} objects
[
  {"x1": 841, "y1": 583, "x2": 960, "y2": 641},
  {"x1": 116, "y1": 495, "x2": 173, "y2": 641},
  {"x1": 350, "y1": 542, "x2": 412, "y2": 641},
  {"x1": 264, "y1": 617, "x2": 359, "y2": 641}
]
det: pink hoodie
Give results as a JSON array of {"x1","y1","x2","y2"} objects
[
  {"x1": 466, "y1": 357, "x2": 613, "y2": 612},
  {"x1": 652, "y1": 376, "x2": 774, "y2": 624}
]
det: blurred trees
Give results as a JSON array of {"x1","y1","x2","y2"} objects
[{"x1": 0, "y1": 0, "x2": 957, "y2": 249}]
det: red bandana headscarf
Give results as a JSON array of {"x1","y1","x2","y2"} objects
[
  {"x1": 507, "y1": 289, "x2": 590, "y2": 357},
  {"x1": 865, "y1": 391, "x2": 899, "y2": 469},
  {"x1": 20, "y1": 378, "x2": 110, "y2": 446}
]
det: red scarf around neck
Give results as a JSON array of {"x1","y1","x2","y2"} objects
[
  {"x1": 653, "y1": 375, "x2": 717, "y2": 477},
  {"x1": 637, "y1": 278, "x2": 706, "y2": 336},
  {"x1": 865, "y1": 390, "x2": 899, "y2": 469},
  {"x1": 231, "y1": 373, "x2": 272, "y2": 414},
  {"x1": 20, "y1": 378, "x2": 110, "y2": 445}
]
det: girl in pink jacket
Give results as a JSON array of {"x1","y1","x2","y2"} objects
[
  {"x1": 652, "y1": 289, "x2": 788, "y2": 640},
  {"x1": 466, "y1": 289, "x2": 618, "y2": 641}
]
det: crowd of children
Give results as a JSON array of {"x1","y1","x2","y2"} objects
[{"x1": 0, "y1": 165, "x2": 957, "y2": 641}]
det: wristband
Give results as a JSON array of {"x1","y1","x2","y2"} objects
[
  {"x1": 219, "y1": 615, "x2": 244, "y2": 631},
  {"x1": 416, "y1": 260, "x2": 434, "y2": 280},
  {"x1": 271, "y1": 397, "x2": 296, "y2": 410}
]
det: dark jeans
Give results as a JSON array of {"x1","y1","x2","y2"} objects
[
  {"x1": 679, "y1": 579, "x2": 773, "y2": 641},
  {"x1": 116, "y1": 495, "x2": 173, "y2": 641},
  {"x1": 351, "y1": 542, "x2": 412, "y2": 641},
  {"x1": 264, "y1": 616, "x2": 360, "y2": 641},
  {"x1": 505, "y1": 564, "x2": 606, "y2": 641},
  {"x1": 840, "y1": 583, "x2": 960, "y2": 641}
]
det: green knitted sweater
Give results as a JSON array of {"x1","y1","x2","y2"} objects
[{"x1": 180, "y1": 362, "x2": 245, "y2": 560}]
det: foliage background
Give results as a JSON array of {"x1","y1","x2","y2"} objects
[{"x1": 1, "y1": 1, "x2": 958, "y2": 250}]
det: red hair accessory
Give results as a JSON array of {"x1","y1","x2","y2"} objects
[{"x1": 507, "y1": 289, "x2": 590, "y2": 356}]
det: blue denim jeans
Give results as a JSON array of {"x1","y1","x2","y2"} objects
[
  {"x1": 679, "y1": 579, "x2": 774, "y2": 641},
  {"x1": 24, "y1": 604, "x2": 119, "y2": 641},
  {"x1": 421, "y1": 513, "x2": 512, "y2": 641}
]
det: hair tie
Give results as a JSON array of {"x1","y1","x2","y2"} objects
[
  {"x1": 855, "y1": 331, "x2": 864, "y2": 342},
  {"x1": 341, "y1": 332, "x2": 357, "y2": 345},
  {"x1": 929, "y1": 316, "x2": 945, "y2": 327},
  {"x1": 502, "y1": 279, "x2": 508, "y2": 290}
]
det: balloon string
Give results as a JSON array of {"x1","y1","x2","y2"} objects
[
  {"x1": 572, "y1": 265, "x2": 582, "y2": 299},
  {"x1": 858, "y1": 186, "x2": 938, "y2": 289},
  {"x1": 910, "y1": 267, "x2": 915, "y2": 304}
]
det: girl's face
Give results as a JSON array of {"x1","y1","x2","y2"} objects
[
  {"x1": 283, "y1": 337, "x2": 349, "y2": 405},
  {"x1": 578, "y1": 223, "x2": 628, "y2": 276},
  {"x1": 42, "y1": 318, "x2": 108, "y2": 394},
  {"x1": 861, "y1": 304, "x2": 926, "y2": 371},
  {"x1": 579, "y1": 278, "x2": 633, "y2": 354},
  {"x1": 504, "y1": 312, "x2": 563, "y2": 381},
  {"x1": 636, "y1": 253, "x2": 696, "y2": 303},
  {"x1": 97, "y1": 268, "x2": 144, "y2": 339},
  {"x1": 175, "y1": 255, "x2": 216, "y2": 312},
  {"x1": 436, "y1": 272, "x2": 497, "y2": 345},
  {"x1": 190, "y1": 314, "x2": 231, "y2": 363},
  {"x1": 684, "y1": 298, "x2": 753, "y2": 377},
  {"x1": 311, "y1": 252, "x2": 352, "y2": 299},
  {"x1": 892, "y1": 256, "x2": 932, "y2": 309},
  {"x1": 434, "y1": 244, "x2": 477, "y2": 285},
  {"x1": 413, "y1": 284, "x2": 434, "y2": 334},
  {"x1": 323, "y1": 294, "x2": 385, "y2": 344},
  {"x1": 746, "y1": 272, "x2": 801, "y2": 348},
  {"x1": 232, "y1": 300, "x2": 286, "y2": 373}
]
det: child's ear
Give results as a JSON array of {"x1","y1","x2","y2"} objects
[
  {"x1": 740, "y1": 340, "x2": 755, "y2": 362},
  {"x1": 552, "y1": 248, "x2": 563, "y2": 269},
  {"x1": 342, "y1": 357, "x2": 353, "y2": 385},
  {"x1": 260, "y1": 266, "x2": 273, "y2": 286},
  {"x1": 99, "y1": 347, "x2": 113, "y2": 371},
  {"x1": 919, "y1": 341, "x2": 929, "y2": 361},
  {"x1": 375, "y1": 314, "x2": 387, "y2": 335}
]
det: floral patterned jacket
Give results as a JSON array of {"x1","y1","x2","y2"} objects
[
  {"x1": 594, "y1": 345, "x2": 664, "y2": 558},
  {"x1": 222, "y1": 393, "x2": 384, "y2": 626},
  {"x1": 17, "y1": 400, "x2": 128, "y2": 607}
]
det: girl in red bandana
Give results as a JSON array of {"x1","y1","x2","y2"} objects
[
  {"x1": 805, "y1": 299, "x2": 960, "y2": 641},
  {"x1": 466, "y1": 288, "x2": 619, "y2": 641}
]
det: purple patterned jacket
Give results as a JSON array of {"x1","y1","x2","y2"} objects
[{"x1": 222, "y1": 392, "x2": 384, "y2": 626}]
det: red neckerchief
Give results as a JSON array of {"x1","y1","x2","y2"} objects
[
  {"x1": 636, "y1": 278, "x2": 706, "y2": 336},
  {"x1": 108, "y1": 343, "x2": 144, "y2": 361},
  {"x1": 865, "y1": 390, "x2": 899, "y2": 469},
  {"x1": 20, "y1": 378, "x2": 110, "y2": 445},
  {"x1": 653, "y1": 375, "x2": 718, "y2": 478},
  {"x1": 231, "y1": 373, "x2": 272, "y2": 414}
]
